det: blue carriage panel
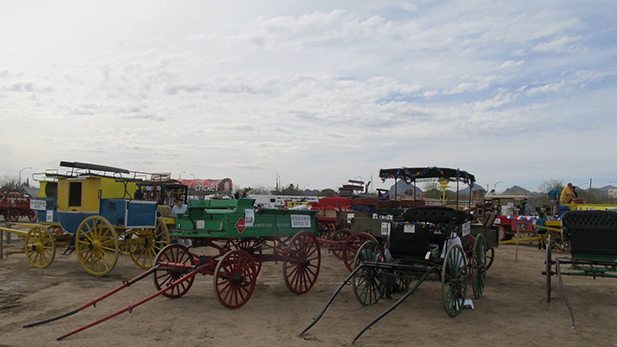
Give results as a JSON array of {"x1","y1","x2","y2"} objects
[
  {"x1": 57, "y1": 211, "x2": 97, "y2": 234},
  {"x1": 35, "y1": 198, "x2": 59, "y2": 223},
  {"x1": 126, "y1": 201, "x2": 157, "y2": 228},
  {"x1": 99, "y1": 199, "x2": 128, "y2": 227}
]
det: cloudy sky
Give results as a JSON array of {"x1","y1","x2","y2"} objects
[{"x1": 1, "y1": 0, "x2": 616, "y2": 192}]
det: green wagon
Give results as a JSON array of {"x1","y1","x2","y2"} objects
[{"x1": 26, "y1": 198, "x2": 321, "y2": 340}]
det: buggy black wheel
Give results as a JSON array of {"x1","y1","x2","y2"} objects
[
  {"x1": 471, "y1": 234, "x2": 487, "y2": 299},
  {"x1": 441, "y1": 244, "x2": 467, "y2": 317},
  {"x1": 352, "y1": 240, "x2": 384, "y2": 306}
]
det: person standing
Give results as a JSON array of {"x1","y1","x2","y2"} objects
[
  {"x1": 560, "y1": 183, "x2": 575, "y2": 205},
  {"x1": 548, "y1": 186, "x2": 561, "y2": 216}
]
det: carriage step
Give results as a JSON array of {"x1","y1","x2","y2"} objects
[{"x1": 63, "y1": 245, "x2": 75, "y2": 255}]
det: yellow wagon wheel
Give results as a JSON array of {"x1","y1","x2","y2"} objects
[
  {"x1": 129, "y1": 218, "x2": 170, "y2": 269},
  {"x1": 24, "y1": 226, "x2": 56, "y2": 269},
  {"x1": 75, "y1": 216, "x2": 119, "y2": 276}
]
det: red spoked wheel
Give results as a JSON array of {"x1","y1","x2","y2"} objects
[
  {"x1": 153, "y1": 244, "x2": 195, "y2": 299},
  {"x1": 283, "y1": 231, "x2": 321, "y2": 295},
  {"x1": 486, "y1": 247, "x2": 495, "y2": 270},
  {"x1": 462, "y1": 234, "x2": 475, "y2": 262},
  {"x1": 213, "y1": 249, "x2": 257, "y2": 309},
  {"x1": 7, "y1": 208, "x2": 19, "y2": 222},
  {"x1": 342, "y1": 233, "x2": 378, "y2": 272},
  {"x1": 231, "y1": 238, "x2": 265, "y2": 277},
  {"x1": 329, "y1": 229, "x2": 351, "y2": 260},
  {"x1": 27, "y1": 210, "x2": 38, "y2": 222}
]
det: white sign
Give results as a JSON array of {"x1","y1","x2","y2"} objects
[
  {"x1": 30, "y1": 199, "x2": 46, "y2": 211},
  {"x1": 197, "y1": 220, "x2": 205, "y2": 229},
  {"x1": 46, "y1": 210, "x2": 53, "y2": 222},
  {"x1": 493, "y1": 218, "x2": 501, "y2": 225},
  {"x1": 245, "y1": 210, "x2": 255, "y2": 227},
  {"x1": 404, "y1": 224, "x2": 415, "y2": 233},
  {"x1": 462, "y1": 221, "x2": 471, "y2": 236},
  {"x1": 347, "y1": 213, "x2": 355, "y2": 224},
  {"x1": 291, "y1": 214, "x2": 311, "y2": 228},
  {"x1": 381, "y1": 222, "x2": 391, "y2": 236}
]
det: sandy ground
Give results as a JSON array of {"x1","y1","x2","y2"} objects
[{"x1": 1, "y1": 228, "x2": 617, "y2": 347}]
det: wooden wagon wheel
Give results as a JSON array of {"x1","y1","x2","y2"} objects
[
  {"x1": 329, "y1": 229, "x2": 351, "y2": 260},
  {"x1": 470, "y1": 234, "x2": 487, "y2": 300},
  {"x1": 75, "y1": 216, "x2": 119, "y2": 276},
  {"x1": 231, "y1": 238, "x2": 265, "y2": 277},
  {"x1": 129, "y1": 218, "x2": 170, "y2": 269},
  {"x1": 153, "y1": 244, "x2": 195, "y2": 299},
  {"x1": 24, "y1": 225, "x2": 56, "y2": 269},
  {"x1": 27, "y1": 210, "x2": 38, "y2": 223},
  {"x1": 441, "y1": 244, "x2": 467, "y2": 318},
  {"x1": 7, "y1": 208, "x2": 19, "y2": 222},
  {"x1": 486, "y1": 247, "x2": 495, "y2": 270},
  {"x1": 342, "y1": 233, "x2": 378, "y2": 272},
  {"x1": 214, "y1": 249, "x2": 257, "y2": 309},
  {"x1": 283, "y1": 231, "x2": 321, "y2": 295},
  {"x1": 352, "y1": 240, "x2": 385, "y2": 306}
]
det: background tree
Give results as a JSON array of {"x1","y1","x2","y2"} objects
[
  {"x1": 0, "y1": 176, "x2": 19, "y2": 192},
  {"x1": 318, "y1": 188, "x2": 337, "y2": 197}
]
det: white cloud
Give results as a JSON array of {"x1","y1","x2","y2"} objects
[{"x1": 0, "y1": 1, "x2": 615, "y2": 189}]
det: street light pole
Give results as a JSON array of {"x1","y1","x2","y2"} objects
[
  {"x1": 18, "y1": 167, "x2": 32, "y2": 186},
  {"x1": 179, "y1": 171, "x2": 185, "y2": 179},
  {"x1": 190, "y1": 174, "x2": 196, "y2": 180},
  {"x1": 494, "y1": 181, "x2": 502, "y2": 192}
]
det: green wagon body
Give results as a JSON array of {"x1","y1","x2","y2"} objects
[{"x1": 171, "y1": 199, "x2": 318, "y2": 239}]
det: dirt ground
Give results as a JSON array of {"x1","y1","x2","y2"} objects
[{"x1": 1, "y1": 229, "x2": 616, "y2": 347}]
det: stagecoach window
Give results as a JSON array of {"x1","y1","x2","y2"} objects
[
  {"x1": 68, "y1": 182, "x2": 82, "y2": 207},
  {"x1": 45, "y1": 182, "x2": 58, "y2": 198}
]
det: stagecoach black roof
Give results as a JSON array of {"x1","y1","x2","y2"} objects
[
  {"x1": 60, "y1": 161, "x2": 130, "y2": 174},
  {"x1": 379, "y1": 167, "x2": 475, "y2": 185}
]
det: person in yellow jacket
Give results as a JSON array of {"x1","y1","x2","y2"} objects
[{"x1": 560, "y1": 183, "x2": 575, "y2": 204}]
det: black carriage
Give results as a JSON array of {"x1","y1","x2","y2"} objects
[{"x1": 302, "y1": 166, "x2": 491, "y2": 344}]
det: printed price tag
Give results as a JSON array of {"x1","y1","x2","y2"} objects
[
  {"x1": 30, "y1": 199, "x2": 46, "y2": 211},
  {"x1": 381, "y1": 222, "x2": 391, "y2": 236},
  {"x1": 493, "y1": 218, "x2": 501, "y2": 225},
  {"x1": 347, "y1": 213, "x2": 355, "y2": 224},
  {"x1": 404, "y1": 224, "x2": 415, "y2": 233},
  {"x1": 46, "y1": 210, "x2": 53, "y2": 222},
  {"x1": 245, "y1": 210, "x2": 255, "y2": 227},
  {"x1": 291, "y1": 215, "x2": 311, "y2": 228},
  {"x1": 197, "y1": 220, "x2": 205, "y2": 229},
  {"x1": 462, "y1": 221, "x2": 471, "y2": 236}
]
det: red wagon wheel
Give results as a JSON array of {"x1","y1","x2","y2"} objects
[
  {"x1": 231, "y1": 238, "x2": 265, "y2": 277},
  {"x1": 283, "y1": 231, "x2": 321, "y2": 295},
  {"x1": 486, "y1": 247, "x2": 495, "y2": 270},
  {"x1": 329, "y1": 229, "x2": 351, "y2": 260},
  {"x1": 153, "y1": 244, "x2": 195, "y2": 299},
  {"x1": 27, "y1": 210, "x2": 38, "y2": 222},
  {"x1": 342, "y1": 233, "x2": 378, "y2": 272},
  {"x1": 7, "y1": 208, "x2": 19, "y2": 222},
  {"x1": 213, "y1": 249, "x2": 257, "y2": 309}
]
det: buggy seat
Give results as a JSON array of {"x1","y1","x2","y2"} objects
[
  {"x1": 388, "y1": 207, "x2": 471, "y2": 258},
  {"x1": 562, "y1": 210, "x2": 617, "y2": 257}
]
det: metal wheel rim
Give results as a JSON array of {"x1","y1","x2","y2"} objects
[
  {"x1": 75, "y1": 216, "x2": 119, "y2": 276},
  {"x1": 129, "y1": 218, "x2": 170, "y2": 269},
  {"x1": 24, "y1": 226, "x2": 56, "y2": 269},
  {"x1": 283, "y1": 231, "x2": 321, "y2": 295},
  {"x1": 153, "y1": 244, "x2": 195, "y2": 299},
  {"x1": 352, "y1": 240, "x2": 384, "y2": 306},
  {"x1": 471, "y1": 234, "x2": 487, "y2": 299},
  {"x1": 342, "y1": 233, "x2": 377, "y2": 272},
  {"x1": 441, "y1": 244, "x2": 468, "y2": 317},
  {"x1": 214, "y1": 249, "x2": 257, "y2": 309}
]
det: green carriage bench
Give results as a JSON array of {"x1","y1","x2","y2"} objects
[{"x1": 544, "y1": 210, "x2": 617, "y2": 328}]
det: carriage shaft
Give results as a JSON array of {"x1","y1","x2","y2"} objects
[{"x1": 57, "y1": 263, "x2": 207, "y2": 340}]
